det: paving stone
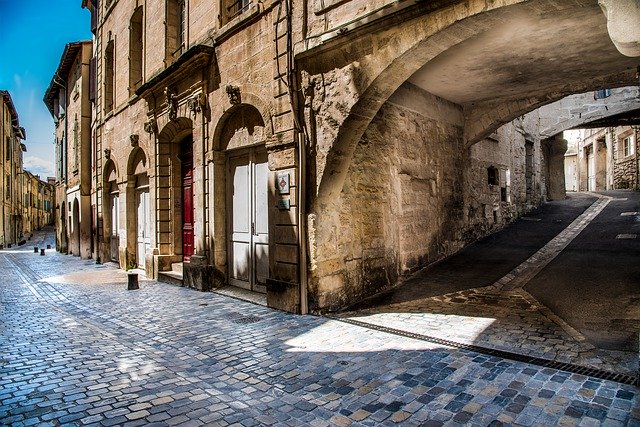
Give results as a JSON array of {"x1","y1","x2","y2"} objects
[{"x1": 0, "y1": 234, "x2": 637, "y2": 427}]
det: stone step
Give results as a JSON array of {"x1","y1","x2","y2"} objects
[
  {"x1": 171, "y1": 262, "x2": 183, "y2": 274},
  {"x1": 158, "y1": 270, "x2": 183, "y2": 286}
]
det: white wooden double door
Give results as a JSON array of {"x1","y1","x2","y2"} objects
[
  {"x1": 108, "y1": 180, "x2": 150, "y2": 268},
  {"x1": 136, "y1": 176, "x2": 151, "y2": 268},
  {"x1": 227, "y1": 148, "x2": 269, "y2": 293},
  {"x1": 587, "y1": 150, "x2": 596, "y2": 191}
]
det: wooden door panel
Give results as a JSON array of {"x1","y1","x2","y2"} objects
[
  {"x1": 136, "y1": 190, "x2": 149, "y2": 268},
  {"x1": 253, "y1": 152, "x2": 269, "y2": 240},
  {"x1": 181, "y1": 141, "x2": 194, "y2": 262},
  {"x1": 230, "y1": 241, "x2": 251, "y2": 285}
]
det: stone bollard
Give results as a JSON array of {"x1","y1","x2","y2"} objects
[
  {"x1": 47, "y1": 244, "x2": 51, "y2": 249},
  {"x1": 128, "y1": 273, "x2": 139, "y2": 290},
  {"x1": 40, "y1": 249, "x2": 45, "y2": 256},
  {"x1": 34, "y1": 247, "x2": 38, "y2": 253}
]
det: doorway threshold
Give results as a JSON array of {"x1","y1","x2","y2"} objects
[{"x1": 214, "y1": 285, "x2": 267, "y2": 307}]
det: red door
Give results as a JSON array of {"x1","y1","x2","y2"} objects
[{"x1": 180, "y1": 139, "x2": 194, "y2": 262}]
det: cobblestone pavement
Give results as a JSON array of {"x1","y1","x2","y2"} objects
[
  {"x1": 1, "y1": 228, "x2": 639, "y2": 426},
  {"x1": 339, "y1": 193, "x2": 638, "y2": 376}
]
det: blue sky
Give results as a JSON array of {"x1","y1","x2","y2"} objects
[{"x1": 0, "y1": 1, "x2": 91, "y2": 179}]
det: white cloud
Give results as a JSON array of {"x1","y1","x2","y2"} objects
[
  {"x1": 13, "y1": 74, "x2": 22, "y2": 89},
  {"x1": 23, "y1": 156, "x2": 55, "y2": 179}
]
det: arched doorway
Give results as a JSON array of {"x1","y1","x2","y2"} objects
[
  {"x1": 127, "y1": 147, "x2": 150, "y2": 269},
  {"x1": 216, "y1": 103, "x2": 270, "y2": 293},
  {"x1": 156, "y1": 117, "x2": 194, "y2": 265},
  {"x1": 103, "y1": 160, "x2": 119, "y2": 262},
  {"x1": 71, "y1": 198, "x2": 80, "y2": 256}
]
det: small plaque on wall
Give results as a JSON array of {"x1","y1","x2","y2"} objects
[
  {"x1": 277, "y1": 199, "x2": 290, "y2": 210},
  {"x1": 277, "y1": 172, "x2": 290, "y2": 194}
]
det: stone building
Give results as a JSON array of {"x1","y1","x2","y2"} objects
[
  {"x1": 44, "y1": 41, "x2": 94, "y2": 258},
  {"x1": 612, "y1": 127, "x2": 639, "y2": 190},
  {"x1": 0, "y1": 90, "x2": 27, "y2": 248},
  {"x1": 60, "y1": 0, "x2": 640, "y2": 313},
  {"x1": 21, "y1": 171, "x2": 55, "y2": 233},
  {"x1": 568, "y1": 126, "x2": 639, "y2": 192}
]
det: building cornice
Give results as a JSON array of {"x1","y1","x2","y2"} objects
[{"x1": 135, "y1": 45, "x2": 215, "y2": 98}]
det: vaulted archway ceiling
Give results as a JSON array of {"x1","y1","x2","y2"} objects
[{"x1": 408, "y1": 1, "x2": 639, "y2": 108}]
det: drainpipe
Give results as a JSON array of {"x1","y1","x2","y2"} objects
[
  {"x1": 278, "y1": 0, "x2": 308, "y2": 314},
  {"x1": 297, "y1": 127, "x2": 308, "y2": 314},
  {"x1": 285, "y1": 0, "x2": 308, "y2": 314}
]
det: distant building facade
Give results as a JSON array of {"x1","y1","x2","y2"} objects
[
  {"x1": 0, "y1": 90, "x2": 27, "y2": 247},
  {"x1": 565, "y1": 126, "x2": 639, "y2": 192},
  {"x1": 21, "y1": 170, "x2": 55, "y2": 234},
  {"x1": 44, "y1": 41, "x2": 93, "y2": 258}
]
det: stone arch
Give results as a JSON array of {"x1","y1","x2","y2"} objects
[
  {"x1": 157, "y1": 117, "x2": 193, "y2": 143},
  {"x1": 127, "y1": 146, "x2": 147, "y2": 176},
  {"x1": 214, "y1": 103, "x2": 266, "y2": 152},
  {"x1": 104, "y1": 158, "x2": 118, "y2": 182},
  {"x1": 539, "y1": 86, "x2": 640, "y2": 139},
  {"x1": 211, "y1": 92, "x2": 273, "y2": 152},
  {"x1": 307, "y1": 0, "x2": 639, "y2": 208}
]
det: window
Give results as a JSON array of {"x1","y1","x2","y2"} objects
[
  {"x1": 129, "y1": 7, "x2": 144, "y2": 95},
  {"x1": 223, "y1": 0, "x2": 251, "y2": 24},
  {"x1": 73, "y1": 116, "x2": 79, "y2": 172},
  {"x1": 5, "y1": 136, "x2": 9, "y2": 161},
  {"x1": 622, "y1": 135, "x2": 635, "y2": 158},
  {"x1": 55, "y1": 137, "x2": 62, "y2": 181},
  {"x1": 104, "y1": 40, "x2": 115, "y2": 113},
  {"x1": 594, "y1": 89, "x2": 611, "y2": 100},
  {"x1": 166, "y1": 0, "x2": 186, "y2": 63},
  {"x1": 58, "y1": 87, "x2": 66, "y2": 118},
  {"x1": 72, "y1": 63, "x2": 81, "y2": 99},
  {"x1": 487, "y1": 166, "x2": 499, "y2": 186},
  {"x1": 89, "y1": 57, "x2": 96, "y2": 102}
]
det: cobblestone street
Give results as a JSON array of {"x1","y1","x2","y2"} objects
[{"x1": 1, "y1": 227, "x2": 639, "y2": 426}]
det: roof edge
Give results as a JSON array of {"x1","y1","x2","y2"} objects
[{"x1": 43, "y1": 40, "x2": 92, "y2": 116}]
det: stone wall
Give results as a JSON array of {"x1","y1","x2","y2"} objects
[
  {"x1": 309, "y1": 83, "x2": 464, "y2": 311},
  {"x1": 308, "y1": 82, "x2": 553, "y2": 312},
  {"x1": 614, "y1": 157, "x2": 638, "y2": 189},
  {"x1": 91, "y1": 0, "x2": 302, "y2": 308},
  {"x1": 613, "y1": 128, "x2": 639, "y2": 190}
]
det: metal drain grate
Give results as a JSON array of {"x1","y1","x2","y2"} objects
[
  {"x1": 231, "y1": 315, "x2": 262, "y2": 325},
  {"x1": 331, "y1": 316, "x2": 637, "y2": 386}
]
